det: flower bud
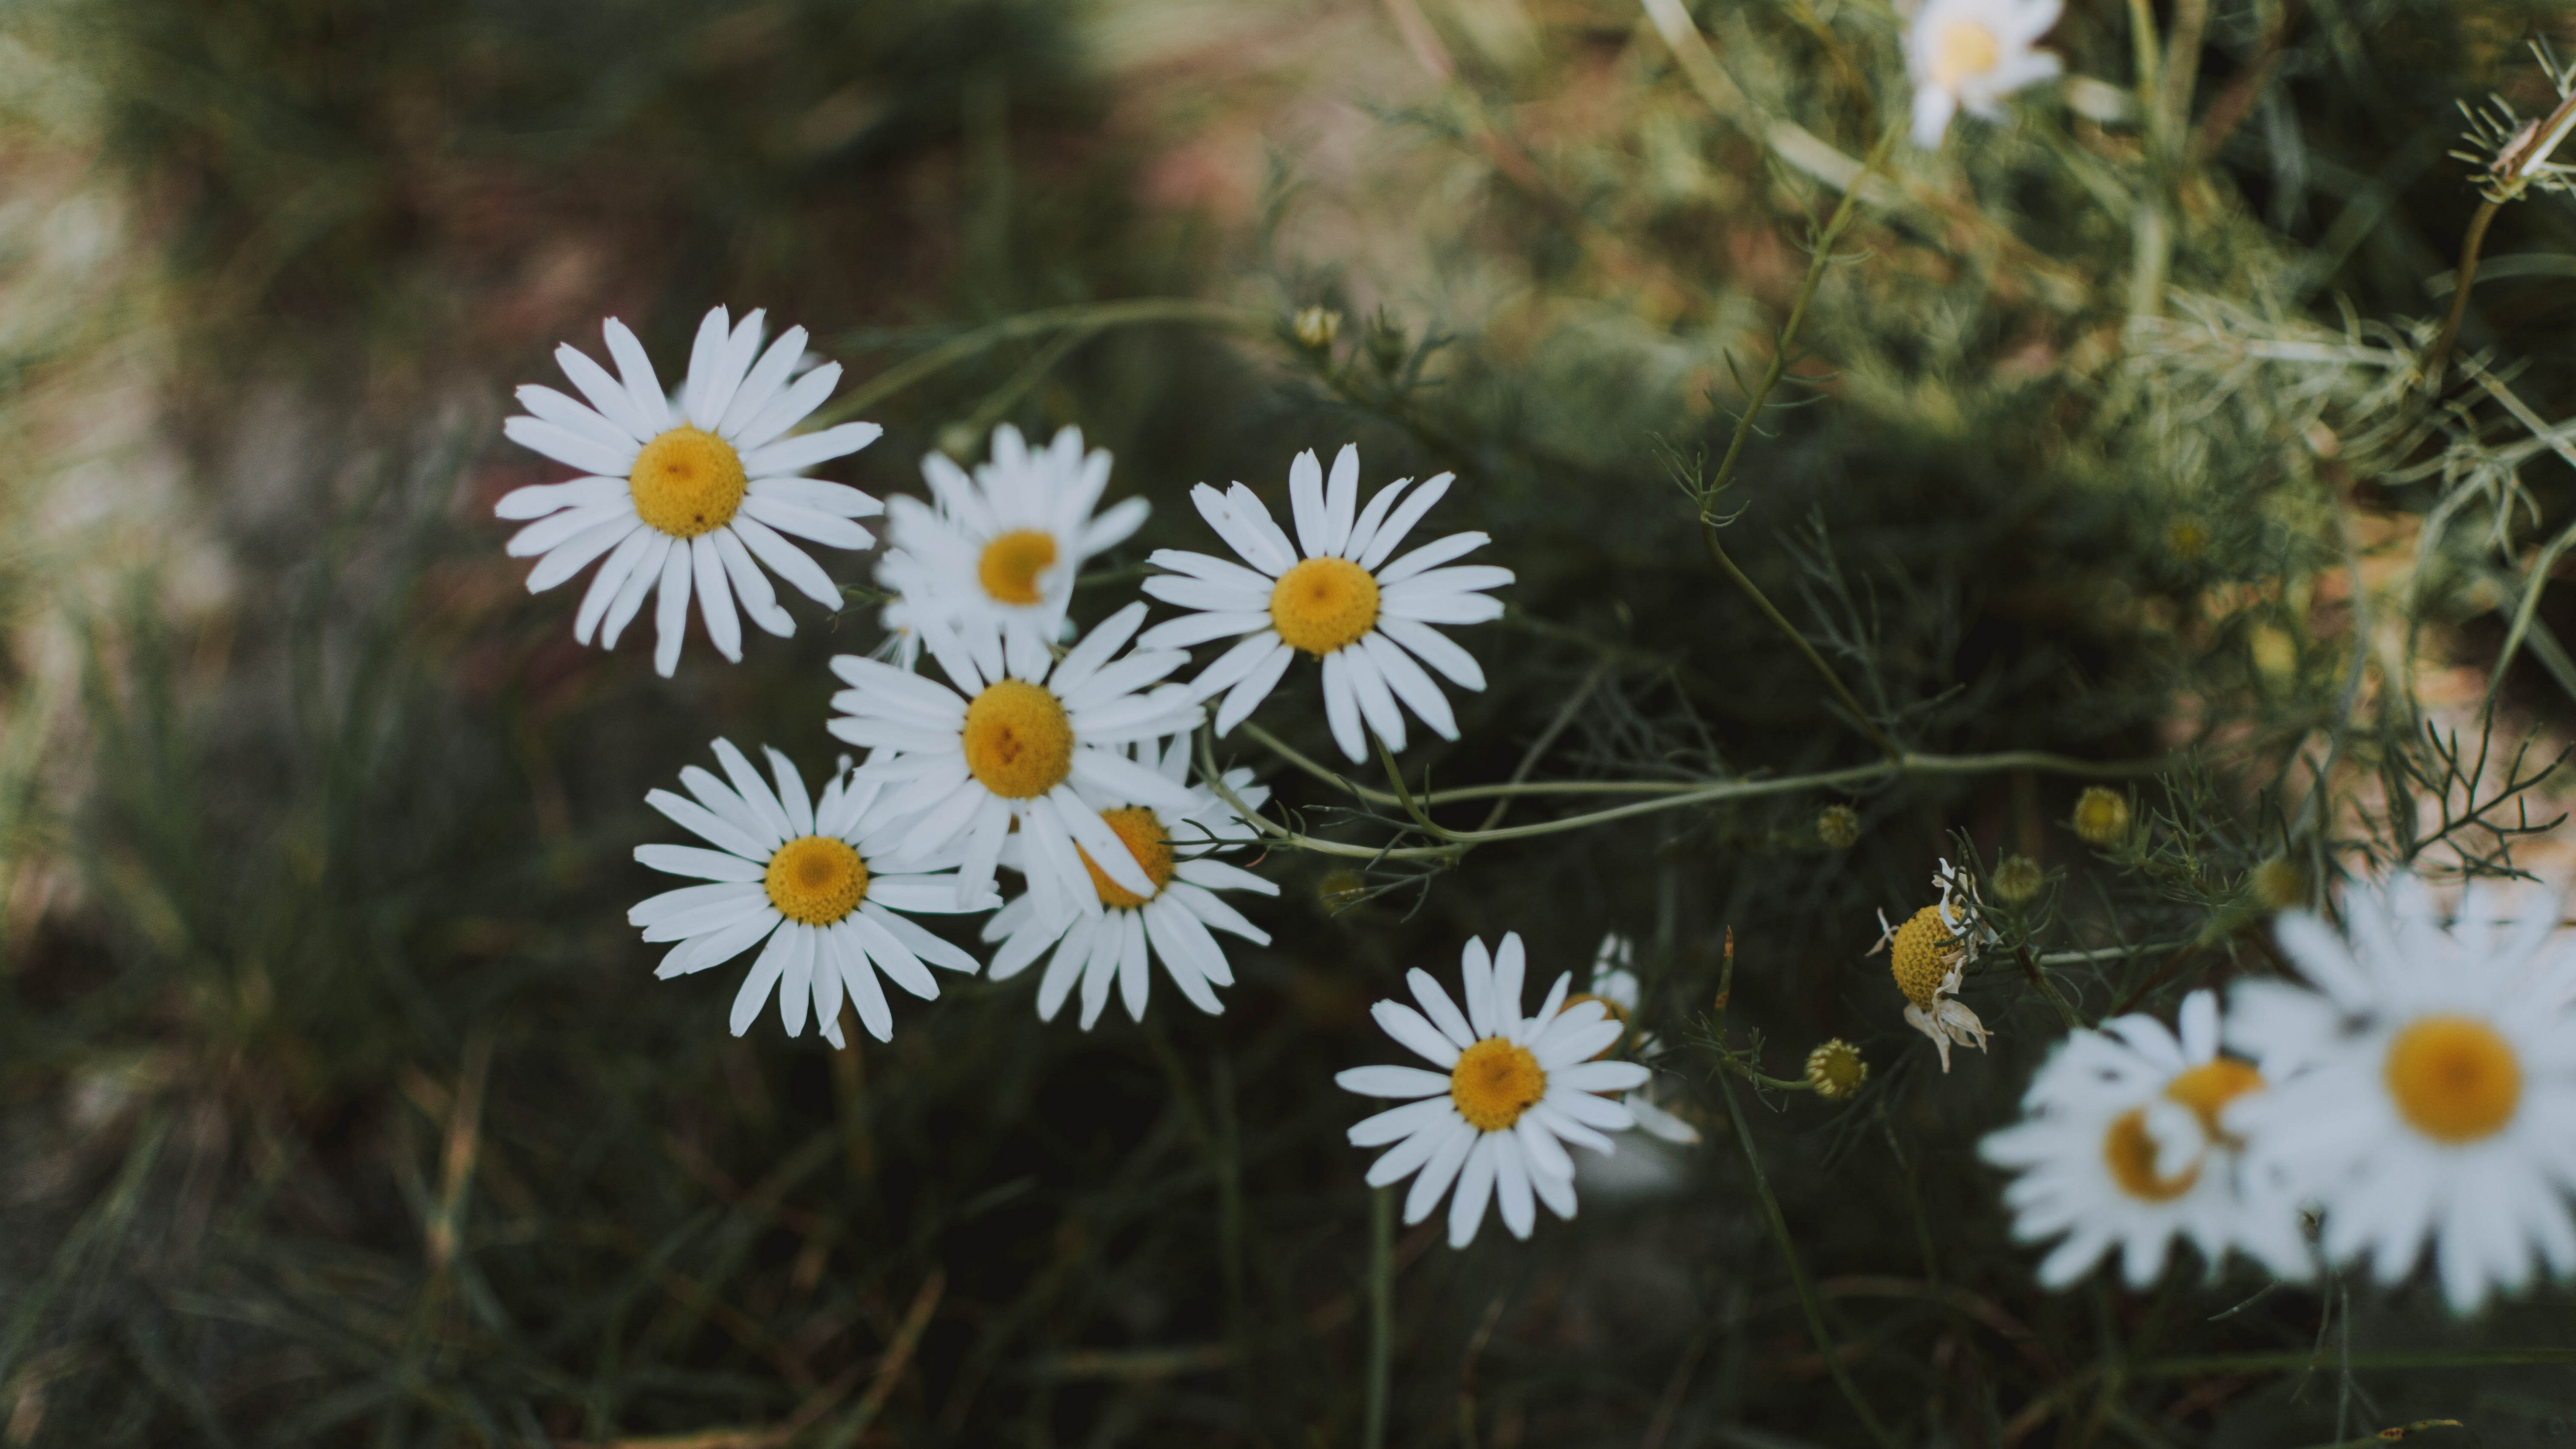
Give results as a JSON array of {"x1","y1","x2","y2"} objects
[{"x1": 2072, "y1": 787, "x2": 2131, "y2": 846}]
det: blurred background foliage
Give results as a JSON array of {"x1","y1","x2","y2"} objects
[{"x1": 5, "y1": 0, "x2": 2576, "y2": 1444}]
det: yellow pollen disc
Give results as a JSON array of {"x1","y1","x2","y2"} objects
[
  {"x1": 1889, "y1": 905, "x2": 1965, "y2": 1009},
  {"x1": 960, "y1": 679, "x2": 1076, "y2": 800},
  {"x1": 764, "y1": 836, "x2": 868, "y2": 926},
  {"x1": 629, "y1": 426, "x2": 748, "y2": 539},
  {"x1": 1078, "y1": 806, "x2": 1176, "y2": 909},
  {"x1": 1270, "y1": 556, "x2": 1381, "y2": 656},
  {"x1": 1451, "y1": 1037, "x2": 1548, "y2": 1133},
  {"x1": 2103, "y1": 1107, "x2": 2200, "y2": 1202},
  {"x1": 2163, "y1": 1058, "x2": 2265, "y2": 1143},
  {"x1": 978, "y1": 529, "x2": 1060, "y2": 607},
  {"x1": 2385, "y1": 1015, "x2": 2521, "y2": 1143},
  {"x1": 1930, "y1": 19, "x2": 2001, "y2": 88}
]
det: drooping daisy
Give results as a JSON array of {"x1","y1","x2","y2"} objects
[
  {"x1": 1872, "y1": 860, "x2": 1997, "y2": 1071},
  {"x1": 1573, "y1": 935, "x2": 1700, "y2": 1145},
  {"x1": 877, "y1": 424, "x2": 1149, "y2": 665},
  {"x1": 2226, "y1": 873, "x2": 2576, "y2": 1312},
  {"x1": 1981, "y1": 991, "x2": 2311, "y2": 1290},
  {"x1": 1137, "y1": 444, "x2": 1508, "y2": 763},
  {"x1": 1905, "y1": 0, "x2": 2064, "y2": 149},
  {"x1": 982, "y1": 736, "x2": 1278, "y2": 1029},
  {"x1": 499, "y1": 308, "x2": 883, "y2": 676},
  {"x1": 1338, "y1": 934, "x2": 1651, "y2": 1248},
  {"x1": 628, "y1": 740, "x2": 995, "y2": 1046},
  {"x1": 826, "y1": 602, "x2": 1204, "y2": 913}
]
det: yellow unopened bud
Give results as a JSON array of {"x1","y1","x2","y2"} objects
[
  {"x1": 1293, "y1": 306, "x2": 1342, "y2": 349},
  {"x1": 2072, "y1": 787, "x2": 2131, "y2": 847},
  {"x1": 2250, "y1": 857, "x2": 2306, "y2": 911},
  {"x1": 1805, "y1": 1039, "x2": 1868, "y2": 1100},
  {"x1": 1817, "y1": 804, "x2": 1861, "y2": 850}
]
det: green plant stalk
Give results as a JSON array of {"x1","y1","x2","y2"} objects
[
  {"x1": 1697, "y1": 117, "x2": 1905, "y2": 760},
  {"x1": 1714, "y1": 1072, "x2": 1896, "y2": 1448},
  {"x1": 1365, "y1": 1185, "x2": 1394, "y2": 1449},
  {"x1": 2423, "y1": 197, "x2": 2501, "y2": 390},
  {"x1": 812, "y1": 298, "x2": 1265, "y2": 426}
]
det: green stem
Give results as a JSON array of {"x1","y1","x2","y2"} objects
[
  {"x1": 1365, "y1": 1186, "x2": 1394, "y2": 1449},
  {"x1": 2423, "y1": 197, "x2": 2501, "y2": 391},
  {"x1": 1715, "y1": 1073, "x2": 1896, "y2": 1447},
  {"x1": 1696, "y1": 118, "x2": 1905, "y2": 759},
  {"x1": 811, "y1": 298, "x2": 1264, "y2": 426}
]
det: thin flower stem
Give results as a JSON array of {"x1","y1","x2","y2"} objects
[
  {"x1": 1365, "y1": 1185, "x2": 1394, "y2": 1449},
  {"x1": 1714, "y1": 1071, "x2": 1897, "y2": 1448},
  {"x1": 2423, "y1": 197, "x2": 2501, "y2": 391},
  {"x1": 2014, "y1": 944, "x2": 2089, "y2": 1029},
  {"x1": 810, "y1": 298, "x2": 1267, "y2": 426},
  {"x1": 1695, "y1": 117, "x2": 1906, "y2": 759}
]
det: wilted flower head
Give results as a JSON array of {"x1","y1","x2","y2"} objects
[
  {"x1": 1872, "y1": 860, "x2": 1997, "y2": 1071},
  {"x1": 2453, "y1": 42, "x2": 2576, "y2": 202}
]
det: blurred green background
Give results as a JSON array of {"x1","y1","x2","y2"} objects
[{"x1": 5, "y1": 0, "x2": 2576, "y2": 1444}]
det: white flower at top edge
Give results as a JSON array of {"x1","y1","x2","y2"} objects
[
  {"x1": 1338, "y1": 933, "x2": 1651, "y2": 1248},
  {"x1": 1980, "y1": 991, "x2": 2311, "y2": 1290},
  {"x1": 1579, "y1": 934, "x2": 1700, "y2": 1145},
  {"x1": 825, "y1": 601, "x2": 1204, "y2": 915},
  {"x1": 1905, "y1": 0, "x2": 2064, "y2": 149},
  {"x1": 1137, "y1": 444, "x2": 1508, "y2": 764},
  {"x1": 628, "y1": 740, "x2": 995, "y2": 1046},
  {"x1": 2226, "y1": 872, "x2": 2576, "y2": 1312},
  {"x1": 1872, "y1": 860, "x2": 1996, "y2": 1071},
  {"x1": 499, "y1": 308, "x2": 884, "y2": 677},
  {"x1": 983, "y1": 736, "x2": 1278, "y2": 1029},
  {"x1": 878, "y1": 424, "x2": 1148, "y2": 667}
]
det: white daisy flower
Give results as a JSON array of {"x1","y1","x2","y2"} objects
[
  {"x1": 878, "y1": 424, "x2": 1149, "y2": 665},
  {"x1": 498, "y1": 308, "x2": 884, "y2": 677},
  {"x1": 1905, "y1": 0, "x2": 2064, "y2": 149},
  {"x1": 2226, "y1": 872, "x2": 2576, "y2": 1312},
  {"x1": 1872, "y1": 860, "x2": 1997, "y2": 1071},
  {"x1": 628, "y1": 740, "x2": 996, "y2": 1046},
  {"x1": 825, "y1": 602, "x2": 1204, "y2": 915},
  {"x1": 1338, "y1": 933, "x2": 1651, "y2": 1248},
  {"x1": 1136, "y1": 444, "x2": 1509, "y2": 764},
  {"x1": 1576, "y1": 934, "x2": 1700, "y2": 1145},
  {"x1": 1980, "y1": 990, "x2": 2311, "y2": 1290},
  {"x1": 982, "y1": 736, "x2": 1279, "y2": 1029}
]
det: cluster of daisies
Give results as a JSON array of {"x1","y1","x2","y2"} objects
[
  {"x1": 500, "y1": 307, "x2": 1694, "y2": 1243},
  {"x1": 1976, "y1": 872, "x2": 2576, "y2": 1313}
]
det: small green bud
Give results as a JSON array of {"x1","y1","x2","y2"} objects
[
  {"x1": 1992, "y1": 854, "x2": 2044, "y2": 903},
  {"x1": 1817, "y1": 804, "x2": 1861, "y2": 850},
  {"x1": 2072, "y1": 787, "x2": 2131, "y2": 846}
]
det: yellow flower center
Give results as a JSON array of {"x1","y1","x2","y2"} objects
[
  {"x1": 1451, "y1": 1037, "x2": 1548, "y2": 1133},
  {"x1": 2102, "y1": 1108, "x2": 2200, "y2": 1202},
  {"x1": 2163, "y1": 1058, "x2": 2265, "y2": 1141},
  {"x1": 764, "y1": 835, "x2": 868, "y2": 926},
  {"x1": 960, "y1": 679, "x2": 1075, "y2": 799},
  {"x1": 1929, "y1": 19, "x2": 2001, "y2": 88},
  {"x1": 1077, "y1": 806, "x2": 1176, "y2": 909},
  {"x1": 1890, "y1": 905, "x2": 1966, "y2": 1008},
  {"x1": 2385, "y1": 1015, "x2": 2521, "y2": 1143},
  {"x1": 977, "y1": 529, "x2": 1060, "y2": 607},
  {"x1": 629, "y1": 426, "x2": 748, "y2": 539},
  {"x1": 1270, "y1": 556, "x2": 1380, "y2": 656}
]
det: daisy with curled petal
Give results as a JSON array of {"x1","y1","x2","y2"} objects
[
  {"x1": 1980, "y1": 990, "x2": 2311, "y2": 1291},
  {"x1": 629, "y1": 740, "x2": 996, "y2": 1046},
  {"x1": 1905, "y1": 0, "x2": 2064, "y2": 149},
  {"x1": 1136, "y1": 443, "x2": 1508, "y2": 764},
  {"x1": 878, "y1": 424, "x2": 1149, "y2": 665},
  {"x1": 825, "y1": 601, "x2": 1204, "y2": 915},
  {"x1": 982, "y1": 736, "x2": 1278, "y2": 1029},
  {"x1": 1574, "y1": 934, "x2": 1700, "y2": 1145},
  {"x1": 1871, "y1": 859, "x2": 1997, "y2": 1072},
  {"x1": 2226, "y1": 872, "x2": 2576, "y2": 1313},
  {"x1": 499, "y1": 308, "x2": 884, "y2": 677},
  {"x1": 1338, "y1": 933, "x2": 1651, "y2": 1248}
]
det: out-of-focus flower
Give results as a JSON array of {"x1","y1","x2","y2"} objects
[
  {"x1": 2228, "y1": 873, "x2": 2576, "y2": 1312},
  {"x1": 984, "y1": 736, "x2": 1277, "y2": 1029},
  {"x1": 1982, "y1": 991, "x2": 2309, "y2": 1289},
  {"x1": 1817, "y1": 804, "x2": 1862, "y2": 850},
  {"x1": 1138, "y1": 445, "x2": 1508, "y2": 762},
  {"x1": 1905, "y1": 0, "x2": 2064, "y2": 149},
  {"x1": 2072, "y1": 786, "x2": 2132, "y2": 846},
  {"x1": 628, "y1": 741, "x2": 992, "y2": 1045},
  {"x1": 877, "y1": 423, "x2": 1148, "y2": 667},
  {"x1": 1338, "y1": 934, "x2": 1649, "y2": 1247},
  {"x1": 499, "y1": 308, "x2": 882, "y2": 676},
  {"x1": 1579, "y1": 935, "x2": 1700, "y2": 1144},
  {"x1": 826, "y1": 602, "x2": 1202, "y2": 912}
]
